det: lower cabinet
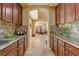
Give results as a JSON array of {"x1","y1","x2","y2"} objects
[
  {"x1": 18, "y1": 42, "x2": 24, "y2": 56},
  {"x1": 53, "y1": 37, "x2": 58, "y2": 56},
  {"x1": 25, "y1": 37, "x2": 28, "y2": 52},
  {"x1": 0, "y1": 42, "x2": 17, "y2": 56},
  {"x1": 58, "y1": 44, "x2": 65, "y2": 56},
  {"x1": 0, "y1": 36, "x2": 28, "y2": 56},
  {"x1": 50, "y1": 35, "x2": 79, "y2": 56},
  {"x1": 58, "y1": 39, "x2": 65, "y2": 56},
  {"x1": 65, "y1": 43, "x2": 79, "y2": 56},
  {"x1": 7, "y1": 47, "x2": 18, "y2": 56},
  {"x1": 50, "y1": 35, "x2": 54, "y2": 51},
  {"x1": 18, "y1": 38, "x2": 25, "y2": 56},
  {"x1": 65, "y1": 50, "x2": 75, "y2": 56}
]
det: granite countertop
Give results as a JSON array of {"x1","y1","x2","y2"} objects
[
  {"x1": 0, "y1": 34, "x2": 28, "y2": 50},
  {"x1": 50, "y1": 33, "x2": 79, "y2": 49}
]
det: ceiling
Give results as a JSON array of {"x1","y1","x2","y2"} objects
[{"x1": 20, "y1": 3, "x2": 58, "y2": 8}]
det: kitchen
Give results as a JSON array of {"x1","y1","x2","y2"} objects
[{"x1": 0, "y1": 3, "x2": 79, "y2": 56}]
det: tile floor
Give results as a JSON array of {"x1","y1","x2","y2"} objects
[{"x1": 24, "y1": 34, "x2": 54, "y2": 56}]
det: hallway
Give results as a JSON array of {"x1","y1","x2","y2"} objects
[{"x1": 24, "y1": 34, "x2": 54, "y2": 56}]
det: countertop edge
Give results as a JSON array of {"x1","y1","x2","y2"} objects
[
  {"x1": 0, "y1": 34, "x2": 28, "y2": 50},
  {"x1": 50, "y1": 34, "x2": 79, "y2": 49}
]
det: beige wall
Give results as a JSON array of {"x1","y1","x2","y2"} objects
[
  {"x1": 49, "y1": 7, "x2": 56, "y2": 27},
  {"x1": 22, "y1": 8, "x2": 29, "y2": 26},
  {"x1": 22, "y1": 6, "x2": 50, "y2": 26},
  {"x1": 22, "y1": 6, "x2": 56, "y2": 26}
]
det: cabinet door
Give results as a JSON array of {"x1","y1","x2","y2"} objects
[
  {"x1": 18, "y1": 4, "x2": 22, "y2": 25},
  {"x1": 0, "y1": 42, "x2": 17, "y2": 56},
  {"x1": 58, "y1": 44, "x2": 65, "y2": 56},
  {"x1": 7, "y1": 47, "x2": 17, "y2": 56},
  {"x1": 2, "y1": 3, "x2": 12, "y2": 22},
  {"x1": 50, "y1": 36, "x2": 54, "y2": 51},
  {"x1": 13, "y1": 3, "x2": 19, "y2": 24},
  {"x1": 0, "y1": 3, "x2": 1, "y2": 19},
  {"x1": 19, "y1": 43, "x2": 24, "y2": 56},
  {"x1": 56, "y1": 5, "x2": 60, "y2": 25},
  {"x1": 59, "y1": 3, "x2": 65, "y2": 24},
  {"x1": 76, "y1": 4, "x2": 79, "y2": 21},
  {"x1": 53, "y1": 37, "x2": 58, "y2": 56},
  {"x1": 5, "y1": 3, "x2": 12, "y2": 22},
  {"x1": 65, "y1": 50, "x2": 75, "y2": 56},
  {"x1": 2, "y1": 3, "x2": 6, "y2": 20},
  {"x1": 65, "y1": 3, "x2": 75, "y2": 23},
  {"x1": 25, "y1": 37, "x2": 28, "y2": 52}
]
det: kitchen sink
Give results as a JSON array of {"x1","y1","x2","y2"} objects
[{"x1": 0, "y1": 40, "x2": 11, "y2": 45}]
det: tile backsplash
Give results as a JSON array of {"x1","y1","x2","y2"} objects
[{"x1": 0, "y1": 20, "x2": 17, "y2": 34}]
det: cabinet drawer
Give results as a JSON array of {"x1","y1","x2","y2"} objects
[
  {"x1": 18, "y1": 38, "x2": 24, "y2": 44},
  {"x1": 65, "y1": 50, "x2": 75, "y2": 56},
  {"x1": 7, "y1": 47, "x2": 17, "y2": 56},
  {"x1": 66, "y1": 43, "x2": 79, "y2": 55},
  {"x1": 58, "y1": 39, "x2": 64, "y2": 46},
  {"x1": 0, "y1": 42, "x2": 17, "y2": 56},
  {"x1": 54, "y1": 37, "x2": 58, "y2": 42}
]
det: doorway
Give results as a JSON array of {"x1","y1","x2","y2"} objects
[{"x1": 27, "y1": 7, "x2": 50, "y2": 55}]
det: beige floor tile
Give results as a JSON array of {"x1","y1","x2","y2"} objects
[{"x1": 24, "y1": 34, "x2": 54, "y2": 56}]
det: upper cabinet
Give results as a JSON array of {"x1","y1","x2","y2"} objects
[
  {"x1": 1, "y1": 3, "x2": 22, "y2": 25},
  {"x1": 18, "y1": 4, "x2": 22, "y2": 25},
  {"x1": 76, "y1": 4, "x2": 79, "y2": 21},
  {"x1": 2, "y1": 3, "x2": 13, "y2": 22},
  {"x1": 55, "y1": 3, "x2": 76, "y2": 25},
  {"x1": 0, "y1": 4, "x2": 1, "y2": 19},
  {"x1": 64, "y1": 3, "x2": 75, "y2": 23},
  {"x1": 59, "y1": 3, "x2": 65, "y2": 24},
  {"x1": 6, "y1": 3, "x2": 13, "y2": 22},
  {"x1": 13, "y1": 3, "x2": 19, "y2": 24},
  {"x1": 55, "y1": 5, "x2": 60, "y2": 25},
  {"x1": 2, "y1": 3, "x2": 6, "y2": 20}
]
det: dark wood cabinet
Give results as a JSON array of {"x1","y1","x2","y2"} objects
[
  {"x1": 0, "y1": 3, "x2": 1, "y2": 19},
  {"x1": 24, "y1": 37, "x2": 28, "y2": 52},
  {"x1": 50, "y1": 34, "x2": 79, "y2": 56},
  {"x1": 76, "y1": 4, "x2": 79, "y2": 21},
  {"x1": 6, "y1": 3, "x2": 13, "y2": 22},
  {"x1": 2, "y1": 3, "x2": 13, "y2": 22},
  {"x1": 2, "y1": 3, "x2": 6, "y2": 20},
  {"x1": 13, "y1": 3, "x2": 22, "y2": 25},
  {"x1": 1, "y1": 3, "x2": 22, "y2": 25},
  {"x1": 55, "y1": 3, "x2": 76, "y2": 25},
  {"x1": 18, "y1": 4, "x2": 22, "y2": 25},
  {"x1": 65, "y1": 3, "x2": 75, "y2": 23},
  {"x1": 53, "y1": 37, "x2": 58, "y2": 56},
  {"x1": 55, "y1": 5, "x2": 60, "y2": 25},
  {"x1": 0, "y1": 37, "x2": 28, "y2": 56},
  {"x1": 0, "y1": 42, "x2": 17, "y2": 56},
  {"x1": 65, "y1": 43, "x2": 79, "y2": 56},
  {"x1": 65, "y1": 50, "x2": 75, "y2": 56},
  {"x1": 58, "y1": 44, "x2": 65, "y2": 56},
  {"x1": 18, "y1": 43, "x2": 24, "y2": 56},
  {"x1": 7, "y1": 47, "x2": 18, "y2": 56},
  {"x1": 59, "y1": 3, "x2": 65, "y2": 23},
  {"x1": 13, "y1": 3, "x2": 19, "y2": 24},
  {"x1": 18, "y1": 38, "x2": 25, "y2": 56},
  {"x1": 50, "y1": 35, "x2": 54, "y2": 51},
  {"x1": 58, "y1": 39, "x2": 65, "y2": 56}
]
